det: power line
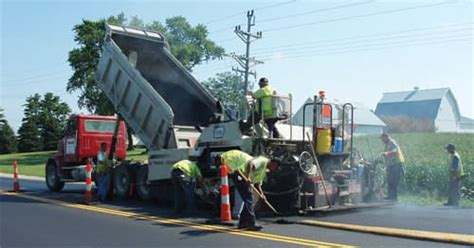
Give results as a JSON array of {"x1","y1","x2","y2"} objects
[
  {"x1": 212, "y1": 1, "x2": 459, "y2": 45},
  {"x1": 214, "y1": 36, "x2": 239, "y2": 44},
  {"x1": 0, "y1": 60, "x2": 68, "y2": 77},
  {"x1": 259, "y1": 33, "x2": 472, "y2": 59},
  {"x1": 253, "y1": 28, "x2": 473, "y2": 56},
  {"x1": 261, "y1": 1, "x2": 457, "y2": 32},
  {"x1": 2, "y1": 72, "x2": 69, "y2": 87},
  {"x1": 209, "y1": 0, "x2": 372, "y2": 38},
  {"x1": 258, "y1": 0, "x2": 374, "y2": 23},
  {"x1": 259, "y1": 35, "x2": 471, "y2": 61},
  {"x1": 195, "y1": 57, "x2": 233, "y2": 70},
  {"x1": 205, "y1": 0, "x2": 295, "y2": 27},
  {"x1": 1, "y1": 65, "x2": 68, "y2": 82},
  {"x1": 252, "y1": 22, "x2": 473, "y2": 52}
]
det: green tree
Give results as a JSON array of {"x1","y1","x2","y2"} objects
[
  {"x1": 67, "y1": 14, "x2": 126, "y2": 114},
  {"x1": 17, "y1": 95, "x2": 43, "y2": 152},
  {"x1": 17, "y1": 93, "x2": 71, "y2": 152},
  {"x1": 67, "y1": 13, "x2": 224, "y2": 149},
  {"x1": 67, "y1": 13, "x2": 224, "y2": 113},
  {"x1": 202, "y1": 72, "x2": 246, "y2": 108},
  {"x1": 39, "y1": 93, "x2": 71, "y2": 150},
  {"x1": 0, "y1": 108, "x2": 17, "y2": 154},
  {"x1": 160, "y1": 16, "x2": 225, "y2": 70}
]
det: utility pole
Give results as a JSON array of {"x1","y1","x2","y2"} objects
[{"x1": 231, "y1": 10, "x2": 263, "y2": 95}]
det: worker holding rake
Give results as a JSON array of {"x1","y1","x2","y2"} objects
[{"x1": 215, "y1": 150, "x2": 280, "y2": 231}]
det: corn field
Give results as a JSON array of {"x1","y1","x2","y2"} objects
[{"x1": 353, "y1": 133, "x2": 474, "y2": 201}]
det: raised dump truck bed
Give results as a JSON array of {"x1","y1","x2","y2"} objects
[{"x1": 95, "y1": 24, "x2": 217, "y2": 150}]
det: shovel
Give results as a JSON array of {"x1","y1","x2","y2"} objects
[{"x1": 236, "y1": 170, "x2": 281, "y2": 215}]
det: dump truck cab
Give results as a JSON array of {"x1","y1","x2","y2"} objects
[{"x1": 46, "y1": 114, "x2": 127, "y2": 192}]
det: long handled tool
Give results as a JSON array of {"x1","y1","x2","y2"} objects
[
  {"x1": 236, "y1": 170, "x2": 280, "y2": 215},
  {"x1": 306, "y1": 132, "x2": 332, "y2": 207}
]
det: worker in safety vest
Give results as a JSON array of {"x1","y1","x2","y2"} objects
[
  {"x1": 171, "y1": 159, "x2": 203, "y2": 214},
  {"x1": 232, "y1": 155, "x2": 280, "y2": 220},
  {"x1": 215, "y1": 150, "x2": 279, "y2": 231},
  {"x1": 241, "y1": 77, "x2": 279, "y2": 138},
  {"x1": 96, "y1": 142, "x2": 112, "y2": 202},
  {"x1": 249, "y1": 156, "x2": 280, "y2": 199},
  {"x1": 444, "y1": 144, "x2": 465, "y2": 206},
  {"x1": 380, "y1": 133, "x2": 405, "y2": 201}
]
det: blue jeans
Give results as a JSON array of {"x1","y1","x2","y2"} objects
[
  {"x1": 232, "y1": 187, "x2": 244, "y2": 219},
  {"x1": 231, "y1": 174, "x2": 256, "y2": 228},
  {"x1": 447, "y1": 178, "x2": 460, "y2": 206},
  {"x1": 97, "y1": 172, "x2": 111, "y2": 202},
  {"x1": 387, "y1": 163, "x2": 402, "y2": 200},
  {"x1": 172, "y1": 169, "x2": 196, "y2": 214}
]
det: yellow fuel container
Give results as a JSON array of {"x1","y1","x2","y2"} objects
[{"x1": 316, "y1": 128, "x2": 332, "y2": 154}]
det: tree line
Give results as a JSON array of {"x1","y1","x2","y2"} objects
[{"x1": 0, "y1": 93, "x2": 71, "y2": 154}]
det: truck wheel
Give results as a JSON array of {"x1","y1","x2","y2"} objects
[
  {"x1": 46, "y1": 161, "x2": 65, "y2": 192},
  {"x1": 136, "y1": 166, "x2": 152, "y2": 201},
  {"x1": 113, "y1": 165, "x2": 131, "y2": 199}
]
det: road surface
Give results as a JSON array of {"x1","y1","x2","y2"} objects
[{"x1": 1, "y1": 175, "x2": 472, "y2": 247}]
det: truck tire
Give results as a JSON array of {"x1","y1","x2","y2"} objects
[
  {"x1": 136, "y1": 165, "x2": 152, "y2": 201},
  {"x1": 46, "y1": 161, "x2": 65, "y2": 192},
  {"x1": 113, "y1": 165, "x2": 131, "y2": 199}
]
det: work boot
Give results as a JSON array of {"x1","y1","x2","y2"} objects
[
  {"x1": 237, "y1": 223, "x2": 249, "y2": 229},
  {"x1": 246, "y1": 225, "x2": 263, "y2": 231},
  {"x1": 444, "y1": 202, "x2": 459, "y2": 207}
]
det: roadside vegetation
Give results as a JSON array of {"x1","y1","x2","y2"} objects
[
  {"x1": 0, "y1": 148, "x2": 147, "y2": 177},
  {"x1": 353, "y1": 132, "x2": 474, "y2": 208}
]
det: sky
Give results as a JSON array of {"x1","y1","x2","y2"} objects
[{"x1": 1, "y1": 0, "x2": 472, "y2": 132}]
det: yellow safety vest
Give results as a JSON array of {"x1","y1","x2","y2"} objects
[
  {"x1": 250, "y1": 156, "x2": 269, "y2": 184},
  {"x1": 385, "y1": 139, "x2": 405, "y2": 165},
  {"x1": 220, "y1": 150, "x2": 253, "y2": 174},
  {"x1": 172, "y1": 160, "x2": 202, "y2": 178},
  {"x1": 449, "y1": 152, "x2": 464, "y2": 177},
  {"x1": 96, "y1": 151, "x2": 109, "y2": 173},
  {"x1": 254, "y1": 85, "x2": 275, "y2": 119}
]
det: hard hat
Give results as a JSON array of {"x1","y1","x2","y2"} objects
[
  {"x1": 259, "y1": 77, "x2": 268, "y2": 83},
  {"x1": 380, "y1": 133, "x2": 389, "y2": 139},
  {"x1": 445, "y1": 143, "x2": 456, "y2": 150}
]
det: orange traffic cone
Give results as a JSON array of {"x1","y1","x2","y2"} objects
[
  {"x1": 220, "y1": 163, "x2": 231, "y2": 223},
  {"x1": 84, "y1": 161, "x2": 93, "y2": 204},
  {"x1": 13, "y1": 160, "x2": 20, "y2": 192}
]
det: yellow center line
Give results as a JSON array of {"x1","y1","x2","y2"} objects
[
  {"x1": 298, "y1": 219, "x2": 474, "y2": 246},
  {"x1": 1, "y1": 191, "x2": 355, "y2": 248}
]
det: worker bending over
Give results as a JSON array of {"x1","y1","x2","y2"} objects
[
  {"x1": 171, "y1": 159, "x2": 203, "y2": 214},
  {"x1": 215, "y1": 150, "x2": 279, "y2": 231}
]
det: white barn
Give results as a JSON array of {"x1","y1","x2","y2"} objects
[
  {"x1": 375, "y1": 87, "x2": 463, "y2": 132},
  {"x1": 460, "y1": 116, "x2": 474, "y2": 133}
]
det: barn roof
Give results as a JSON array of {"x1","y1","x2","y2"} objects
[
  {"x1": 460, "y1": 116, "x2": 474, "y2": 124},
  {"x1": 378, "y1": 87, "x2": 450, "y2": 103},
  {"x1": 375, "y1": 87, "x2": 461, "y2": 121}
]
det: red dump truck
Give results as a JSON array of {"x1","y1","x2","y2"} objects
[{"x1": 45, "y1": 114, "x2": 127, "y2": 191}]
